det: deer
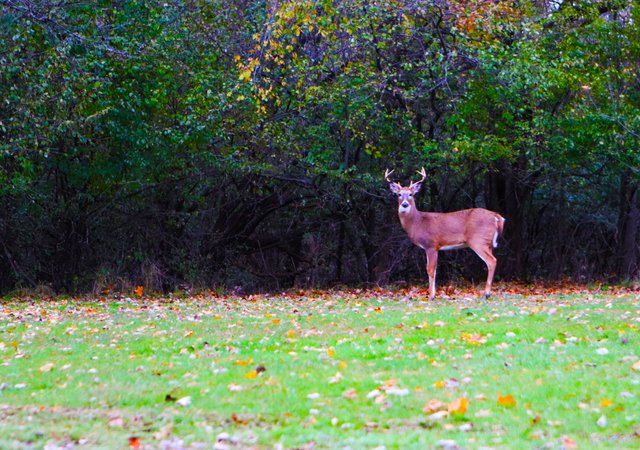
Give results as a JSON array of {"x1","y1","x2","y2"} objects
[{"x1": 386, "y1": 168, "x2": 505, "y2": 299}]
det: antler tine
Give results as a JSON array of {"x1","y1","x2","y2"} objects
[
  {"x1": 408, "y1": 167, "x2": 427, "y2": 188},
  {"x1": 384, "y1": 169, "x2": 395, "y2": 182}
]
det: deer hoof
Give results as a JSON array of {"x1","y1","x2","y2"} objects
[{"x1": 483, "y1": 293, "x2": 491, "y2": 300}]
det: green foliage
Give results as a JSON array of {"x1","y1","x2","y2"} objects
[{"x1": 1, "y1": 0, "x2": 639, "y2": 292}]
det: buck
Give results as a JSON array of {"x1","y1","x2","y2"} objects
[{"x1": 386, "y1": 168, "x2": 505, "y2": 299}]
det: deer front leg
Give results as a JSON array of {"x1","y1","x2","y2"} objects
[{"x1": 425, "y1": 248, "x2": 438, "y2": 299}]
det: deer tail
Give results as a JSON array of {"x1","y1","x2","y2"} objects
[{"x1": 493, "y1": 215, "x2": 505, "y2": 248}]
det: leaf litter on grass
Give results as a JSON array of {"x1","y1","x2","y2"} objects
[{"x1": 0, "y1": 284, "x2": 639, "y2": 448}]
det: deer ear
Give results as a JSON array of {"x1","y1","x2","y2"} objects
[
  {"x1": 410, "y1": 182, "x2": 422, "y2": 194},
  {"x1": 389, "y1": 183, "x2": 401, "y2": 194}
]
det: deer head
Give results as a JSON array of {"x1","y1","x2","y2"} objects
[{"x1": 385, "y1": 168, "x2": 427, "y2": 215}]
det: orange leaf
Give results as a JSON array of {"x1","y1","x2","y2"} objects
[
  {"x1": 129, "y1": 437, "x2": 141, "y2": 449},
  {"x1": 134, "y1": 285, "x2": 144, "y2": 297},
  {"x1": 233, "y1": 357, "x2": 253, "y2": 366},
  {"x1": 245, "y1": 370, "x2": 258, "y2": 379},
  {"x1": 327, "y1": 347, "x2": 336, "y2": 357},
  {"x1": 601, "y1": 398, "x2": 613, "y2": 408},
  {"x1": 448, "y1": 397, "x2": 468, "y2": 415},
  {"x1": 497, "y1": 394, "x2": 517, "y2": 407}
]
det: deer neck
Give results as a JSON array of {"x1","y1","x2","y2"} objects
[{"x1": 398, "y1": 204, "x2": 422, "y2": 234}]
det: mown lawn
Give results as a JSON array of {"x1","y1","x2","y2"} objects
[{"x1": 1, "y1": 285, "x2": 639, "y2": 449}]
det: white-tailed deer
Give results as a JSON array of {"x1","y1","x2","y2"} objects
[{"x1": 386, "y1": 168, "x2": 505, "y2": 299}]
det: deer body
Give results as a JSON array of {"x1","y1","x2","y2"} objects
[{"x1": 387, "y1": 169, "x2": 505, "y2": 299}]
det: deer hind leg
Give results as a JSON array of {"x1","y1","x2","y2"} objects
[
  {"x1": 468, "y1": 241, "x2": 497, "y2": 299},
  {"x1": 425, "y1": 248, "x2": 438, "y2": 299}
]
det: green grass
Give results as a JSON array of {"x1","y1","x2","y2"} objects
[{"x1": 1, "y1": 287, "x2": 639, "y2": 449}]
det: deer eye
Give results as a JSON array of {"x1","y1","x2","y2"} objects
[{"x1": 397, "y1": 193, "x2": 401, "y2": 197}]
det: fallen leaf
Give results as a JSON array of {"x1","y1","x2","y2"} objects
[
  {"x1": 245, "y1": 370, "x2": 257, "y2": 379},
  {"x1": 461, "y1": 332, "x2": 486, "y2": 345},
  {"x1": 596, "y1": 415, "x2": 607, "y2": 427},
  {"x1": 109, "y1": 416, "x2": 124, "y2": 427},
  {"x1": 386, "y1": 386, "x2": 409, "y2": 396},
  {"x1": 129, "y1": 437, "x2": 141, "y2": 449},
  {"x1": 39, "y1": 363, "x2": 54, "y2": 373},
  {"x1": 497, "y1": 394, "x2": 517, "y2": 407},
  {"x1": 427, "y1": 410, "x2": 450, "y2": 422},
  {"x1": 134, "y1": 285, "x2": 144, "y2": 297},
  {"x1": 631, "y1": 360, "x2": 640, "y2": 371},
  {"x1": 448, "y1": 397, "x2": 468, "y2": 415},
  {"x1": 423, "y1": 399, "x2": 447, "y2": 414},
  {"x1": 328, "y1": 372, "x2": 343, "y2": 384},
  {"x1": 561, "y1": 436, "x2": 578, "y2": 449},
  {"x1": 231, "y1": 413, "x2": 248, "y2": 425},
  {"x1": 233, "y1": 357, "x2": 253, "y2": 366},
  {"x1": 176, "y1": 396, "x2": 191, "y2": 407},
  {"x1": 366, "y1": 389, "x2": 381, "y2": 399},
  {"x1": 601, "y1": 398, "x2": 613, "y2": 408},
  {"x1": 342, "y1": 388, "x2": 357, "y2": 399}
]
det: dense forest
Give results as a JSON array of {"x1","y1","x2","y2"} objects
[{"x1": 1, "y1": 0, "x2": 638, "y2": 294}]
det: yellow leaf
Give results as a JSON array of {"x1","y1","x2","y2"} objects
[
  {"x1": 286, "y1": 330, "x2": 296, "y2": 338},
  {"x1": 434, "y1": 380, "x2": 445, "y2": 389},
  {"x1": 245, "y1": 370, "x2": 257, "y2": 379},
  {"x1": 233, "y1": 357, "x2": 253, "y2": 366},
  {"x1": 497, "y1": 394, "x2": 517, "y2": 407},
  {"x1": 271, "y1": 318, "x2": 281, "y2": 324},
  {"x1": 601, "y1": 398, "x2": 613, "y2": 408},
  {"x1": 327, "y1": 347, "x2": 336, "y2": 357},
  {"x1": 338, "y1": 360, "x2": 347, "y2": 369},
  {"x1": 238, "y1": 69, "x2": 252, "y2": 81},
  {"x1": 448, "y1": 397, "x2": 468, "y2": 415}
]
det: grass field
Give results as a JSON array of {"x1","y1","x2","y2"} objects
[{"x1": 1, "y1": 285, "x2": 639, "y2": 449}]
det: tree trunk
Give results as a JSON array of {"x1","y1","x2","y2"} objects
[{"x1": 617, "y1": 172, "x2": 640, "y2": 280}]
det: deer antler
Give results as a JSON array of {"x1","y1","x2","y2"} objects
[
  {"x1": 416, "y1": 167, "x2": 427, "y2": 182},
  {"x1": 384, "y1": 169, "x2": 395, "y2": 183},
  {"x1": 409, "y1": 167, "x2": 426, "y2": 188}
]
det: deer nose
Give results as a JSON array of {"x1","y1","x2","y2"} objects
[{"x1": 401, "y1": 201, "x2": 409, "y2": 208}]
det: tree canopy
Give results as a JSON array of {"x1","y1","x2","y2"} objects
[{"x1": 1, "y1": 0, "x2": 638, "y2": 293}]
